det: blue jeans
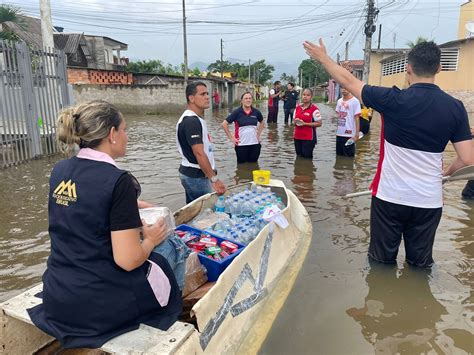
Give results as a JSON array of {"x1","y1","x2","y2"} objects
[
  {"x1": 152, "y1": 234, "x2": 191, "y2": 291},
  {"x1": 179, "y1": 173, "x2": 212, "y2": 204}
]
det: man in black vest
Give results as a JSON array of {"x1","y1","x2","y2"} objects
[{"x1": 176, "y1": 81, "x2": 227, "y2": 203}]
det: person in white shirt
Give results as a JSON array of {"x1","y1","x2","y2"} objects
[{"x1": 335, "y1": 87, "x2": 361, "y2": 157}]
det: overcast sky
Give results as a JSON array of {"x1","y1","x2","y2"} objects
[{"x1": 8, "y1": 0, "x2": 467, "y2": 76}]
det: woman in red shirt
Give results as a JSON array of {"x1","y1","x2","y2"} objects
[{"x1": 293, "y1": 88, "x2": 322, "y2": 159}]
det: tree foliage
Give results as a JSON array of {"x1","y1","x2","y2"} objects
[
  {"x1": 126, "y1": 59, "x2": 183, "y2": 75},
  {"x1": 206, "y1": 59, "x2": 274, "y2": 84},
  {"x1": 280, "y1": 72, "x2": 297, "y2": 84},
  {"x1": 298, "y1": 59, "x2": 329, "y2": 88},
  {"x1": 406, "y1": 36, "x2": 430, "y2": 48},
  {"x1": 0, "y1": 5, "x2": 27, "y2": 41},
  {"x1": 191, "y1": 67, "x2": 201, "y2": 77}
]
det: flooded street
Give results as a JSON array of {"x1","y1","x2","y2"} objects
[{"x1": 0, "y1": 103, "x2": 473, "y2": 354}]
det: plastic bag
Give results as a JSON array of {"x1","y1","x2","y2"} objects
[
  {"x1": 182, "y1": 252, "x2": 208, "y2": 297},
  {"x1": 139, "y1": 207, "x2": 176, "y2": 237},
  {"x1": 189, "y1": 208, "x2": 229, "y2": 230}
]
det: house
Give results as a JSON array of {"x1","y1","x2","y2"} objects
[
  {"x1": 367, "y1": 48, "x2": 408, "y2": 86},
  {"x1": 339, "y1": 60, "x2": 364, "y2": 80},
  {"x1": 53, "y1": 33, "x2": 95, "y2": 68},
  {"x1": 84, "y1": 35, "x2": 128, "y2": 71},
  {"x1": 1, "y1": 15, "x2": 128, "y2": 70},
  {"x1": 1, "y1": 15, "x2": 43, "y2": 48},
  {"x1": 458, "y1": 0, "x2": 473, "y2": 39},
  {"x1": 366, "y1": 1, "x2": 473, "y2": 111}
]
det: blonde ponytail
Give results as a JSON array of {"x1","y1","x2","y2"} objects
[{"x1": 56, "y1": 101, "x2": 122, "y2": 157}]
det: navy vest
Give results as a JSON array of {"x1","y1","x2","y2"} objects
[{"x1": 28, "y1": 157, "x2": 182, "y2": 348}]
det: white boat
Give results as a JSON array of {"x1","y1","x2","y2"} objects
[{"x1": 1, "y1": 179, "x2": 312, "y2": 354}]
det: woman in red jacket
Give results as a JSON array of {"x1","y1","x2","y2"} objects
[{"x1": 293, "y1": 88, "x2": 322, "y2": 159}]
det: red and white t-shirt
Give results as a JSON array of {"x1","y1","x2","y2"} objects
[
  {"x1": 335, "y1": 96, "x2": 361, "y2": 137},
  {"x1": 293, "y1": 103, "x2": 322, "y2": 141}
]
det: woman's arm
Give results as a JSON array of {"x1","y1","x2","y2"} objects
[
  {"x1": 137, "y1": 199, "x2": 154, "y2": 209},
  {"x1": 301, "y1": 121, "x2": 322, "y2": 128},
  {"x1": 222, "y1": 120, "x2": 239, "y2": 145},
  {"x1": 111, "y1": 218, "x2": 167, "y2": 271},
  {"x1": 257, "y1": 120, "x2": 265, "y2": 141}
]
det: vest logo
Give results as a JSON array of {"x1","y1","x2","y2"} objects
[{"x1": 53, "y1": 179, "x2": 77, "y2": 206}]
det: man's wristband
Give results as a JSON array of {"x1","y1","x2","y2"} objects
[{"x1": 210, "y1": 175, "x2": 218, "y2": 183}]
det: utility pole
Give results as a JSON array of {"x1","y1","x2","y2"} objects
[
  {"x1": 182, "y1": 0, "x2": 188, "y2": 85},
  {"x1": 362, "y1": 0, "x2": 378, "y2": 83},
  {"x1": 40, "y1": 0, "x2": 54, "y2": 50},
  {"x1": 345, "y1": 41, "x2": 349, "y2": 61},
  {"x1": 220, "y1": 38, "x2": 223, "y2": 79},
  {"x1": 248, "y1": 59, "x2": 251, "y2": 89},
  {"x1": 377, "y1": 24, "x2": 382, "y2": 49}
]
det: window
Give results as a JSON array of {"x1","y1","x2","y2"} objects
[
  {"x1": 381, "y1": 55, "x2": 407, "y2": 76},
  {"x1": 440, "y1": 48, "x2": 459, "y2": 71},
  {"x1": 381, "y1": 47, "x2": 460, "y2": 76}
]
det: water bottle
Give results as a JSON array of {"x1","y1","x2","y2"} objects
[
  {"x1": 230, "y1": 199, "x2": 241, "y2": 217},
  {"x1": 276, "y1": 197, "x2": 285, "y2": 210},
  {"x1": 215, "y1": 195, "x2": 225, "y2": 212},
  {"x1": 345, "y1": 138, "x2": 355, "y2": 146},
  {"x1": 241, "y1": 200, "x2": 253, "y2": 217},
  {"x1": 224, "y1": 198, "x2": 232, "y2": 215}
]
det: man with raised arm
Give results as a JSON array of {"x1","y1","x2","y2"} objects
[{"x1": 303, "y1": 39, "x2": 473, "y2": 267}]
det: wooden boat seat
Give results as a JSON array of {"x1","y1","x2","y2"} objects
[{"x1": 0, "y1": 284, "x2": 195, "y2": 354}]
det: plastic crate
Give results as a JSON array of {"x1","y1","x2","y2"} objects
[{"x1": 175, "y1": 224, "x2": 245, "y2": 281}]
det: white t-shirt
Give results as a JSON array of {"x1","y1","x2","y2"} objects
[{"x1": 335, "y1": 96, "x2": 361, "y2": 137}]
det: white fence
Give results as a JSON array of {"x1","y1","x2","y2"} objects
[{"x1": 0, "y1": 40, "x2": 71, "y2": 167}]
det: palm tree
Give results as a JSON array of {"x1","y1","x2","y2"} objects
[
  {"x1": 406, "y1": 36, "x2": 430, "y2": 48},
  {"x1": 0, "y1": 5, "x2": 26, "y2": 41}
]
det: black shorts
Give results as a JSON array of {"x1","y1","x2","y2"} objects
[
  {"x1": 369, "y1": 196, "x2": 442, "y2": 268},
  {"x1": 336, "y1": 136, "x2": 355, "y2": 157},
  {"x1": 235, "y1": 144, "x2": 261, "y2": 164},
  {"x1": 360, "y1": 118, "x2": 370, "y2": 135},
  {"x1": 294, "y1": 139, "x2": 316, "y2": 159}
]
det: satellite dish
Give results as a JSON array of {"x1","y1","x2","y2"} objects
[{"x1": 465, "y1": 21, "x2": 474, "y2": 37}]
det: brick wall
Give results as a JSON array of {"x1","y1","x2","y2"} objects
[
  {"x1": 89, "y1": 70, "x2": 133, "y2": 85},
  {"x1": 67, "y1": 68, "x2": 90, "y2": 84},
  {"x1": 67, "y1": 68, "x2": 133, "y2": 85}
]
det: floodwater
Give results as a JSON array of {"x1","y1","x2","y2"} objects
[{"x1": 0, "y1": 103, "x2": 473, "y2": 354}]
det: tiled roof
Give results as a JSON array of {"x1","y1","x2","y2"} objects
[{"x1": 2, "y1": 15, "x2": 43, "y2": 48}]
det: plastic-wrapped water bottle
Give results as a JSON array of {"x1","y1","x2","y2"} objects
[
  {"x1": 241, "y1": 200, "x2": 253, "y2": 217},
  {"x1": 224, "y1": 198, "x2": 232, "y2": 215},
  {"x1": 215, "y1": 195, "x2": 225, "y2": 212},
  {"x1": 230, "y1": 199, "x2": 241, "y2": 217},
  {"x1": 239, "y1": 228, "x2": 250, "y2": 244},
  {"x1": 276, "y1": 197, "x2": 285, "y2": 210},
  {"x1": 345, "y1": 138, "x2": 355, "y2": 146}
]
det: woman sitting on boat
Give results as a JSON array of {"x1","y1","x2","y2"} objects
[
  {"x1": 28, "y1": 101, "x2": 182, "y2": 349},
  {"x1": 222, "y1": 92, "x2": 265, "y2": 164},
  {"x1": 293, "y1": 88, "x2": 323, "y2": 159}
]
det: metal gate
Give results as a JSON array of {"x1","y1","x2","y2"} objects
[{"x1": 0, "y1": 40, "x2": 71, "y2": 168}]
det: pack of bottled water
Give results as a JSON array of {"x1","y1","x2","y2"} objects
[{"x1": 211, "y1": 184, "x2": 285, "y2": 245}]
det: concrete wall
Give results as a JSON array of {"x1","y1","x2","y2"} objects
[
  {"x1": 458, "y1": 1, "x2": 474, "y2": 39},
  {"x1": 436, "y1": 41, "x2": 474, "y2": 91},
  {"x1": 71, "y1": 79, "x2": 251, "y2": 114},
  {"x1": 72, "y1": 82, "x2": 189, "y2": 114},
  {"x1": 447, "y1": 90, "x2": 474, "y2": 113}
]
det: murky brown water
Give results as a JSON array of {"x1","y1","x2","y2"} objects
[{"x1": 0, "y1": 104, "x2": 473, "y2": 354}]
